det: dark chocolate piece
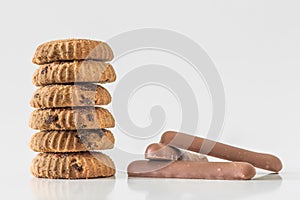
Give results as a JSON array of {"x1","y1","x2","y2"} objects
[
  {"x1": 145, "y1": 143, "x2": 208, "y2": 161},
  {"x1": 127, "y1": 160, "x2": 256, "y2": 180},
  {"x1": 160, "y1": 131, "x2": 282, "y2": 172}
]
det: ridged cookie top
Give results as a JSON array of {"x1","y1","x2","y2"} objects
[
  {"x1": 32, "y1": 61, "x2": 116, "y2": 86},
  {"x1": 31, "y1": 152, "x2": 115, "y2": 179},
  {"x1": 30, "y1": 129, "x2": 115, "y2": 152},
  {"x1": 30, "y1": 84, "x2": 111, "y2": 108},
  {"x1": 32, "y1": 39, "x2": 114, "y2": 64},
  {"x1": 29, "y1": 107, "x2": 115, "y2": 130}
]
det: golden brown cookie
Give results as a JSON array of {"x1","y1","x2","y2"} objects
[
  {"x1": 30, "y1": 84, "x2": 111, "y2": 108},
  {"x1": 30, "y1": 129, "x2": 115, "y2": 153},
  {"x1": 29, "y1": 107, "x2": 115, "y2": 131},
  {"x1": 32, "y1": 61, "x2": 116, "y2": 86},
  {"x1": 31, "y1": 152, "x2": 115, "y2": 179},
  {"x1": 32, "y1": 39, "x2": 114, "y2": 64}
]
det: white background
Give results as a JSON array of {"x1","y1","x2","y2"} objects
[{"x1": 0, "y1": 0, "x2": 299, "y2": 199}]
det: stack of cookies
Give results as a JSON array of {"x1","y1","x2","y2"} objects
[{"x1": 29, "y1": 39, "x2": 117, "y2": 179}]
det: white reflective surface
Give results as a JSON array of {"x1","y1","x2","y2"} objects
[{"x1": 1, "y1": 172, "x2": 298, "y2": 200}]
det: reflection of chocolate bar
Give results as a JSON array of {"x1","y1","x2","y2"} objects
[
  {"x1": 128, "y1": 174, "x2": 282, "y2": 199},
  {"x1": 127, "y1": 160, "x2": 256, "y2": 180},
  {"x1": 160, "y1": 131, "x2": 282, "y2": 172},
  {"x1": 145, "y1": 143, "x2": 208, "y2": 161}
]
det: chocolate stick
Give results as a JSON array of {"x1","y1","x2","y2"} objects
[
  {"x1": 145, "y1": 143, "x2": 208, "y2": 161},
  {"x1": 160, "y1": 131, "x2": 282, "y2": 172},
  {"x1": 128, "y1": 160, "x2": 256, "y2": 180}
]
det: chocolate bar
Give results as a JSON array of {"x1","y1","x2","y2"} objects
[
  {"x1": 145, "y1": 143, "x2": 208, "y2": 161},
  {"x1": 127, "y1": 160, "x2": 256, "y2": 180},
  {"x1": 160, "y1": 131, "x2": 282, "y2": 172}
]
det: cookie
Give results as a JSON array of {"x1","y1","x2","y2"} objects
[
  {"x1": 31, "y1": 152, "x2": 115, "y2": 179},
  {"x1": 32, "y1": 61, "x2": 116, "y2": 86},
  {"x1": 30, "y1": 129, "x2": 115, "y2": 153},
  {"x1": 30, "y1": 84, "x2": 111, "y2": 108},
  {"x1": 29, "y1": 107, "x2": 115, "y2": 130},
  {"x1": 32, "y1": 39, "x2": 114, "y2": 64}
]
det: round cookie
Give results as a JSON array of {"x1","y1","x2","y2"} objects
[
  {"x1": 30, "y1": 129, "x2": 115, "y2": 153},
  {"x1": 32, "y1": 39, "x2": 114, "y2": 64},
  {"x1": 30, "y1": 84, "x2": 111, "y2": 108},
  {"x1": 32, "y1": 61, "x2": 116, "y2": 86},
  {"x1": 29, "y1": 107, "x2": 115, "y2": 131},
  {"x1": 31, "y1": 152, "x2": 115, "y2": 179}
]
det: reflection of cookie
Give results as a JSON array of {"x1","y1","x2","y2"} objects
[
  {"x1": 31, "y1": 152, "x2": 115, "y2": 179},
  {"x1": 30, "y1": 129, "x2": 115, "y2": 152},
  {"x1": 32, "y1": 39, "x2": 114, "y2": 64},
  {"x1": 32, "y1": 61, "x2": 116, "y2": 86},
  {"x1": 30, "y1": 84, "x2": 111, "y2": 108},
  {"x1": 30, "y1": 177, "x2": 116, "y2": 199},
  {"x1": 29, "y1": 107, "x2": 115, "y2": 130}
]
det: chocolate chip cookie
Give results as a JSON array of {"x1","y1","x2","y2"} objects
[
  {"x1": 32, "y1": 61, "x2": 116, "y2": 86},
  {"x1": 31, "y1": 152, "x2": 115, "y2": 179},
  {"x1": 30, "y1": 84, "x2": 111, "y2": 108},
  {"x1": 29, "y1": 107, "x2": 115, "y2": 130},
  {"x1": 30, "y1": 129, "x2": 115, "y2": 152},
  {"x1": 32, "y1": 39, "x2": 114, "y2": 64}
]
